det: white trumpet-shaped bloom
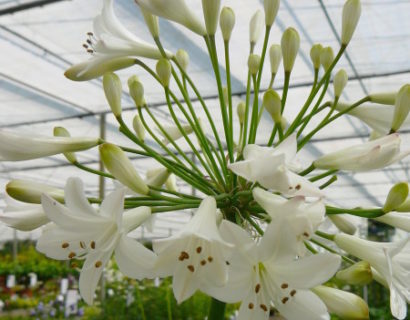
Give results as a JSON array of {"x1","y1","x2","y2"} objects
[
  {"x1": 0, "y1": 194, "x2": 48, "y2": 231},
  {"x1": 205, "y1": 221, "x2": 341, "y2": 320},
  {"x1": 229, "y1": 134, "x2": 323, "y2": 197},
  {"x1": 374, "y1": 212, "x2": 410, "y2": 232},
  {"x1": 335, "y1": 234, "x2": 410, "y2": 320},
  {"x1": 135, "y1": 0, "x2": 206, "y2": 35},
  {"x1": 253, "y1": 188, "x2": 325, "y2": 256},
  {"x1": 36, "y1": 178, "x2": 156, "y2": 305},
  {"x1": 0, "y1": 130, "x2": 99, "y2": 161},
  {"x1": 65, "y1": 0, "x2": 170, "y2": 81},
  {"x1": 314, "y1": 134, "x2": 410, "y2": 172},
  {"x1": 152, "y1": 197, "x2": 232, "y2": 303},
  {"x1": 157, "y1": 123, "x2": 194, "y2": 145}
]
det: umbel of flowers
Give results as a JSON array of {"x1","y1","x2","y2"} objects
[{"x1": 1, "y1": 0, "x2": 410, "y2": 319}]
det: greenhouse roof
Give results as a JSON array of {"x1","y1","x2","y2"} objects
[{"x1": 0, "y1": 0, "x2": 409, "y2": 241}]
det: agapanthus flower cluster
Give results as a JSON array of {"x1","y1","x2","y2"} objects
[{"x1": 1, "y1": 0, "x2": 410, "y2": 319}]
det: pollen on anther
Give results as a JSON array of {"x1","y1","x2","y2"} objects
[
  {"x1": 87, "y1": 32, "x2": 94, "y2": 36},
  {"x1": 281, "y1": 283, "x2": 288, "y2": 289},
  {"x1": 187, "y1": 265, "x2": 195, "y2": 272},
  {"x1": 295, "y1": 184, "x2": 301, "y2": 190},
  {"x1": 255, "y1": 284, "x2": 261, "y2": 293},
  {"x1": 80, "y1": 241, "x2": 86, "y2": 249},
  {"x1": 207, "y1": 256, "x2": 213, "y2": 262},
  {"x1": 200, "y1": 260, "x2": 207, "y2": 266},
  {"x1": 62, "y1": 242, "x2": 69, "y2": 249},
  {"x1": 303, "y1": 232, "x2": 310, "y2": 237},
  {"x1": 95, "y1": 261, "x2": 102, "y2": 268},
  {"x1": 90, "y1": 241, "x2": 96, "y2": 249},
  {"x1": 290, "y1": 290, "x2": 297, "y2": 296},
  {"x1": 68, "y1": 252, "x2": 76, "y2": 259},
  {"x1": 282, "y1": 297, "x2": 289, "y2": 304},
  {"x1": 260, "y1": 304, "x2": 268, "y2": 312},
  {"x1": 196, "y1": 246, "x2": 202, "y2": 253},
  {"x1": 248, "y1": 303, "x2": 254, "y2": 309},
  {"x1": 82, "y1": 44, "x2": 89, "y2": 49},
  {"x1": 87, "y1": 49, "x2": 94, "y2": 54},
  {"x1": 178, "y1": 251, "x2": 189, "y2": 261},
  {"x1": 71, "y1": 262, "x2": 78, "y2": 269}
]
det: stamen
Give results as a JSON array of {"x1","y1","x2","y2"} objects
[
  {"x1": 303, "y1": 232, "x2": 310, "y2": 237},
  {"x1": 178, "y1": 251, "x2": 189, "y2": 261},
  {"x1": 71, "y1": 262, "x2": 78, "y2": 268},
  {"x1": 82, "y1": 44, "x2": 89, "y2": 49},
  {"x1": 290, "y1": 290, "x2": 297, "y2": 297},
  {"x1": 61, "y1": 242, "x2": 69, "y2": 249},
  {"x1": 207, "y1": 256, "x2": 213, "y2": 262},
  {"x1": 281, "y1": 297, "x2": 289, "y2": 304},
  {"x1": 90, "y1": 241, "x2": 96, "y2": 249},
  {"x1": 226, "y1": 261, "x2": 230, "y2": 265},
  {"x1": 187, "y1": 265, "x2": 195, "y2": 272},
  {"x1": 200, "y1": 260, "x2": 207, "y2": 266},
  {"x1": 68, "y1": 252, "x2": 76, "y2": 259},
  {"x1": 95, "y1": 261, "x2": 102, "y2": 268},
  {"x1": 87, "y1": 32, "x2": 94, "y2": 36},
  {"x1": 87, "y1": 49, "x2": 94, "y2": 54},
  {"x1": 80, "y1": 241, "x2": 86, "y2": 249},
  {"x1": 248, "y1": 303, "x2": 254, "y2": 309},
  {"x1": 281, "y1": 283, "x2": 288, "y2": 289},
  {"x1": 196, "y1": 246, "x2": 202, "y2": 253},
  {"x1": 255, "y1": 284, "x2": 261, "y2": 293},
  {"x1": 295, "y1": 184, "x2": 301, "y2": 190},
  {"x1": 260, "y1": 304, "x2": 268, "y2": 312},
  {"x1": 86, "y1": 39, "x2": 92, "y2": 45}
]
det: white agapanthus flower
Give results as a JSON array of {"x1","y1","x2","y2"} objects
[
  {"x1": 65, "y1": 0, "x2": 171, "y2": 81},
  {"x1": 335, "y1": 233, "x2": 410, "y2": 320},
  {"x1": 229, "y1": 134, "x2": 323, "y2": 197},
  {"x1": 152, "y1": 197, "x2": 233, "y2": 303},
  {"x1": 36, "y1": 177, "x2": 156, "y2": 304},
  {"x1": 0, "y1": 194, "x2": 48, "y2": 231},
  {"x1": 374, "y1": 212, "x2": 410, "y2": 232},
  {"x1": 314, "y1": 134, "x2": 410, "y2": 171},
  {"x1": 204, "y1": 221, "x2": 341, "y2": 320},
  {"x1": 0, "y1": 130, "x2": 98, "y2": 161},
  {"x1": 253, "y1": 187, "x2": 325, "y2": 256}
]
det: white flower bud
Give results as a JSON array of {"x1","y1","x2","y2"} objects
[
  {"x1": 141, "y1": 8, "x2": 160, "y2": 38},
  {"x1": 264, "y1": 0, "x2": 280, "y2": 27},
  {"x1": 99, "y1": 143, "x2": 149, "y2": 195},
  {"x1": 202, "y1": 0, "x2": 221, "y2": 35},
  {"x1": 341, "y1": 0, "x2": 361, "y2": 45},
  {"x1": 237, "y1": 101, "x2": 246, "y2": 124},
  {"x1": 396, "y1": 198, "x2": 410, "y2": 212},
  {"x1": 269, "y1": 44, "x2": 282, "y2": 75},
  {"x1": 219, "y1": 7, "x2": 235, "y2": 42},
  {"x1": 280, "y1": 116, "x2": 288, "y2": 131},
  {"x1": 248, "y1": 54, "x2": 261, "y2": 75},
  {"x1": 156, "y1": 58, "x2": 172, "y2": 87},
  {"x1": 313, "y1": 286, "x2": 369, "y2": 320},
  {"x1": 374, "y1": 212, "x2": 410, "y2": 232},
  {"x1": 165, "y1": 174, "x2": 178, "y2": 192},
  {"x1": 263, "y1": 89, "x2": 281, "y2": 123},
  {"x1": 53, "y1": 127, "x2": 77, "y2": 164},
  {"x1": 6, "y1": 180, "x2": 64, "y2": 204},
  {"x1": 132, "y1": 115, "x2": 146, "y2": 142},
  {"x1": 391, "y1": 84, "x2": 410, "y2": 132},
  {"x1": 334, "y1": 69, "x2": 348, "y2": 98},
  {"x1": 329, "y1": 214, "x2": 357, "y2": 235},
  {"x1": 175, "y1": 49, "x2": 189, "y2": 71},
  {"x1": 383, "y1": 182, "x2": 409, "y2": 213},
  {"x1": 127, "y1": 75, "x2": 139, "y2": 87},
  {"x1": 368, "y1": 92, "x2": 396, "y2": 105},
  {"x1": 281, "y1": 27, "x2": 300, "y2": 72},
  {"x1": 310, "y1": 44, "x2": 323, "y2": 70},
  {"x1": 146, "y1": 167, "x2": 171, "y2": 187},
  {"x1": 249, "y1": 10, "x2": 264, "y2": 45},
  {"x1": 103, "y1": 72, "x2": 122, "y2": 117},
  {"x1": 336, "y1": 261, "x2": 373, "y2": 285},
  {"x1": 128, "y1": 78, "x2": 145, "y2": 107},
  {"x1": 320, "y1": 46, "x2": 334, "y2": 71}
]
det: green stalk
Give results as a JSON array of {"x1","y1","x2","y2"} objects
[
  {"x1": 73, "y1": 161, "x2": 114, "y2": 179},
  {"x1": 281, "y1": 71, "x2": 291, "y2": 113},
  {"x1": 309, "y1": 238, "x2": 355, "y2": 265},
  {"x1": 267, "y1": 125, "x2": 278, "y2": 146},
  {"x1": 224, "y1": 40, "x2": 234, "y2": 163},
  {"x1": 309, "y1": 169, "x2": 338, "y2": 182},
  {"x1": 208, "y1": 298, "x2": 226, "y2": 320},
  {"x1": 248, "y1": 75, "x2": 260, "y2": 144},
  {"x1": 240, "y1": 71, "x2": 253, "y2": 153},
  {"x1": 319, "y1": 176, "x2": 337, "y2": 189},
  {"x1": 326, "y1": 206, "x2": 385, "y2": 218}
]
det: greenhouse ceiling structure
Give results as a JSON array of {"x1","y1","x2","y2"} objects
[{"x1": 0, "y1": 0, "x2": 409, "y2": 241}]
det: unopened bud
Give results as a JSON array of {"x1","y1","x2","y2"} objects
[
  {"x1": 341, "y1": 0, "x2": 361, "y2": 45},
  {"x1": 336, "y1": 261, "x2": 373, "y2": 285},
  {"x1": 141, "y1": 8, "x2": 159, "y2": 38},
  {"x1": 313, "y1": 286, "x2": 369, "y2": 320},
  {"x1": 310, "y1": 44, "x2": 323, "y2": 70},
  {"x1": 280, "y1": 116, "x2": 288, "y2": 131},
  {"x1": 264, "y1": 0, "x2": 280, "y2": 27},
  {"x1": 127, "y1": 75, "x2": 139, "y2": 87},
  {"x1": 329, "y1": 214, "x2": 357, "y2": 235},
  {"x1": 165, "y1": 174, "x2": 178, "y2": 192},
  {"x1": 132, "y1": 115, "x2": 146, "y2": 142},
  {"x1": 391, "y1": 84, "x2": 410, "y2": 132},
  {"x1": 237, "y1": 102, "x2": 246, "y2": 124},
  {"x1": 6, "y1": 180, "x2": 64, "y2": 204},
  {"x1": 281, "y1": 27, "x2": 300, "y2": 73},
  {"x1": 320, "y1": 46, "x2": 334, "y2": 71},
  {"x1": 383, "y1": 182, "x2": 409, "y2": 213},
  {"x1": 263, "y1": 89, "x2": 281, "y2": 123},
  {"x1": 103, "y1": 72, "x2": 122, "y2": 117},
  {"x1": 334, "y1": 69, "x2": 348, "y2": 98},
  {"x1": 248, "y1": 54, "x2": 261, "y2": 75},
  {"x1": 175, "y1": 49, "x2": 189, "y2": 71},
  {"x1": 368, "y1": 92, "x2": 396, "y2": 105},
  {"x1": 202, "y1": 0, "x2": 221, "y2": 35},
  {"x1": 53, "y1": 127, "x2": 77, "y2": 164},
  {"x1": 156, "y1": 58, "x2": 172, "y2": 87},
  {"x1": 396, "y1": 198, "x2": 410, "y2": 212},
  {"x1": 219, "y1": 7, "x2": 235, "y2": 42},
  {"x1": 128, "y1": 79, "x2": 145, "y2": 107},
  {"x1": 146, "y1": 167, "x2": 171, "y2": 187},
  {"x1": 249, "y1": 10, "x2": 264, "y2": 45},
  {"x1": 269, "y1": 44, "x2": 282, "y2": 75},
  {"x1": 99, "y1": 143, "x2": 149, "y2": 195}
]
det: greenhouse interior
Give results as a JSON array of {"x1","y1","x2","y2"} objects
[{"x1": 0, "y1": 0, "x2": 409, "y2": 319}]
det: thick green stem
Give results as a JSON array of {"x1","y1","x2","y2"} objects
[{"x1": 208, "y1": 298, "x2": 226, "y2": 320}]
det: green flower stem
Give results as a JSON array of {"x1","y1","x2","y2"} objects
[
  {"x1": 267, "y1": 125, "x2": 278, "y2": 147},
  {"x1": 268, "y1": 72, "x2": 276, "y2": 89},
  {"x1": 326, "y1": 205, "x2": 385, "y2": 218},
  {"x1": 285, "y1": 46, "x2": 346, "y2": 138},
  {"x1": 315, "y1": 230, "x2": 336, "y2": 241},
  {"x1": 240, "y1": 70, "x2": 253, "y2": 153},
  {"x1": 148, "y1": 185, "x2": 200, "y2": 200},
  {"x1": 277, "y1": 122, "x2": 284, "y2": 141},
  {"x1": 207, "y1": 35, "x2": 234, "y2": 164},
  {"x1": 319, "y1": 175, "x2": 337, "y2": 189},
  {"x1": 248, "y1": 75, "x2": 261, "y2": 144},
  {"x1": 151, "y1": 204, "x2": 200, "y2": 213},
  {"x1": 309, "y1": 169, "x2": 338, "y2": 182},
  {"x1": 73, "y1": 161, "x2": 114, "y2": 179},
  {"x1": 124, "y1": 200, "x2": 180, "y2": 207},
  {"x1": 299, "y1": 101, "x2": 332, "y2": 125},
  {"x1": 298, "y1": 96, "x2": 371, "y2": 150},
  {"x1": 304, "y1": 241, "x2": 318, "y2": 254},
  {"x1": 148, "y1": 190, "x2": 201, "y2": 205},
  {"x1": 298, "y1": 163, "x2": 315, "y2": 176},
  {"x1": 208, "y1": 298, "x2": 226, "y2": 320},
  {"x1": 309, "y1": 238, "x2": 355, "y2": 265},
  {"x1": 224, "y1": 40, "x2": 234, "y2": 162},
  {"x1": 281, "y1": 71, "x2": 291, "y2": 114}
]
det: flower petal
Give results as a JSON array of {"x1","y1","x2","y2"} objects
[
  {"x1": 100, "y1": 188, "x2": 125, "y2": 221},
  {"x1": 64, "y1": 178, "x2": 97, "y2": 217},
  {"x1": 172, "y1": 261, "x2": 200, "y2": 304}
]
